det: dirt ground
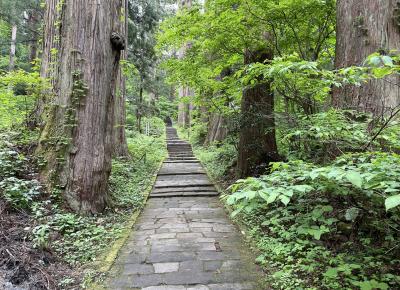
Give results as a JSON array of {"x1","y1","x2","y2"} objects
[{"x1": 0, "y1": 200, "x2": 80, "y2": 290}]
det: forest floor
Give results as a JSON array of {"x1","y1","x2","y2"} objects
[
  {"x1": 0, "y1": 199, "x2": 79, "y2": 290},
  {"x1": 103, "y1": 127, "x2": 264, "y2": 289}
]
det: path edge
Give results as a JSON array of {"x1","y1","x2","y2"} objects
[{"x1": 88, "y1": 156, "x2": 166, "y2": 290}]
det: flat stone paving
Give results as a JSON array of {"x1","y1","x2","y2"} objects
[{"x1": 104, "y1": 127, "x2": 263, "y2": 290}]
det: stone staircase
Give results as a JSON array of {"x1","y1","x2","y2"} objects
[{"x1": 150, "y1": 127, "x2": 219, "y2": 198}]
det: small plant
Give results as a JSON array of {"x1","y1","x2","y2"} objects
[{"x1": 0, "y1": 177, "x2": 41, "y2": 209}]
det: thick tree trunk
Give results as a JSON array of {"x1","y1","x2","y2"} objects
[
  {"x1": 237, "y1": 48, "x2": 278, "y2": 178},
  {"x1": 205, "y1": 113, "x2": 227, "y2": 145},
  {"x1": 37, "y1": 0, "x2": 124, "y2": 214},
  {"x1": 333, "y1": 0, "x2": 400, "y2": 115},
  {"x1": 9, "y1": 24, "x2": 17, "y2": 71},
  {"x1": 113, "y1": 0, "x2": 130, "y2": 157},
  {"x1": 34, "y1": 0, "x2": 62, "y2": 126}
]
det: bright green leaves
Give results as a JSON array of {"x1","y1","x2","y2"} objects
[
  {"x1": 385, "y1": 194, "x2": 400, "y2": 211},
  {"x1": 346, "y1": 171, "x2": 363, "y2": 188},
  {"x1": 228, "y1": 153, "x2": 400, "y2": 218}
]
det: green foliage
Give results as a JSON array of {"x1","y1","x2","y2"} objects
[
  {"x1": 155, "y1": 96, "x2": 178, "y2": 121},
  {"x1": 0, "y1": 70, "x2": 48, "y2": 129},
  {"x1": 0, "y1": 177, "x2": 41, "y2": 209},
  {"x1": 279, "y1": 110, "x2": 370, "y2": 161},
  {"x1": 0, "y1": 142, "x2": 42, "y2": 210},
  {"x1": 193, "y1": 140, "x2": 237, "y2": 184},
  {"x1": 225, "y1": 153, "x2": 400, "y2": 289},
  {"x1": 110, "y1": 126, "x2": 166, "y2": 209},
  {"x1": 228, "y1": 153, "x2": 400, "y2": 213}
]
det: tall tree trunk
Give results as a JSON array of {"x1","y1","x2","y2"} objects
[
  {"x1": 205, "y1": 113, "x2": 227, "y2": 145},
  {"x1": 237, "y1": 48, "x2": 278, "y2": 178},
  {"x1": 28, "y1": 10, "x2": 40, "y2": 64},
  {"x1": 177, "y1": 86, "x2": 191, "y2": 127},
  {"x1": 9, "y1": 24, "x2": 17, "y2": 71},
  {"x1": 113, "y1": 0, "x2": 130, "y2": 157},
  {"x1": 34, "y1": 0, "x2": 62, "y2": 127},
  {"x1": 332, "y1": 0, "x2": 400, "y2": 115},
  {"x1": 177, "y1": 0, "x2": 192, "y2": 128},
  {"x1": 37, "y1": 0, "x2": 124, "y2": 214},
  {"x1": 137, "y1": 85, "x2": 143, "y2": 133}
]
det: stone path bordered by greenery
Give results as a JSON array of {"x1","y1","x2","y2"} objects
[{"x1": 104, "y1": 127, "x2": 263, "y2": 290}]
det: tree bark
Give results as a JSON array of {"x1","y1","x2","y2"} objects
[
  {"x1": 34, "y1": 0, "x2": 62, "y2": 126},
  {"x1": 177, "y1": 0, "x2": 192, "y2": 128},
  {"x1": 37, "y1": 0, "x2": 124, "y2": 214},
  {"x1": 237, "y1": 48, "x2": 278, "y2": 178},
  {"x1": 333, "y1": 0, "x2": 400, "y2": 115},
  {"x1": 27, "y1": 10, "x2": 40, "y2": 64},
  {"x1": 113, "y1": 0, "x2": 130, "y2": 157},
  {"x1": 205, "y1": 113, "x2": 227, "y2": 145},
  {"x1": 9, "y1": 24, "x2": 17, "y2": 71},
  {"x1": 177, "y1": 86, "x2": 191, "y2": 127}
]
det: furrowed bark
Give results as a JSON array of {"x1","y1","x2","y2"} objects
[
  {"x1": 333, "y1": 0, "x2": 400, "y2": 115},
  {"x1": 113, "y1": 0, "x2": 130, "y2": 157},
  {"x1": 37, "y1": 0, "x2": 124, "y2": 214}
]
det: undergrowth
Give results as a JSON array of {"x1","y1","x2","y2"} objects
[
  {"x1": 0, "y1": 118, "x2": 166, "y2": 289},
  {"x1": 193, "y1": 136, "x2": 400, "y2": 289}
]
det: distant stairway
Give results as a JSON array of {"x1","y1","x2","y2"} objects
[{"x1": 150, "y1": 126, "x2": 219, "y2": 198}]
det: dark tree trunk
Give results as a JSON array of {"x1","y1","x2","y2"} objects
[
  {"x1": 28, "y1": 10, "x2": 40, "y2": 64},
  {"x1": 37, "y1": 0, "x2": 124, "y2": 214},
  {"x1": 113, "y1": 0, "x2": 130, "y2": 157},
  {"x1": 237, "y1": 48, "x2": 278, "y2": 178},
  {"x1": 333, "y1": 0, "x2": 400, "y2": 115}
]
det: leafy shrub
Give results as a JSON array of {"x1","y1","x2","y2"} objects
[
  {"x1": 0, "y1": 177, "x2": 41, "y2": 209},
  {"x1": 228, "y1": 153, "x2": 400, "y2": 213},
  {"x1": 0, "y1": 149, "x2": 26, "y2": 179},
  {"x1": 226, "y1": 153, "x2": 400, "y2": 289},
  {"x1": 0, "y1": 70, "x2": 48, "y2": 129},
  {"x1": 194, "y1": 141, "x2": 237, "y2": 183},
  {"x1": 279, "y1": 110, "x2": 369, "y2": 162},
  {"x1": 32, "y1": 210, "x2": 123, "y2": 265}
]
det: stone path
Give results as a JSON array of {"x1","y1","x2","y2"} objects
[{"x1": 105, "y1": 127, "x2": 263, "y2": 290}]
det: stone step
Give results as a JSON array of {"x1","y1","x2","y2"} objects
[
  {"x1": 163, "y1": 160, "x2": 200, "y2": 164},
  {"x1": 159, "y1": 164, "x2": 205, "y2": 175},
  {"x1": 152, "y1": 185, "x2": 216, "y2": 194},
  {"x1": 167, "y1": 157, "x2": 198, "y2": 161},
  {"x1": 154, "y1": 179, "x2": 214, "y2": 188},
  {"x1": 157, "y1": 172, "x2": 206, "y2": 176},
  {"x1": 150, "y1": 191, "x2": 219, "y2": 198}
]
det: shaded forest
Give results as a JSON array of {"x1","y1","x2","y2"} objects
[{"x1": 0, "y1": 0, "x2": 399, "y2": 289}]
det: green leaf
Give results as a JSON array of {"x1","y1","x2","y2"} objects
[
  {"x1": 267, "y1": 190, "x2": 280, "y2": 204},
  {"x1": 385, "y1": 194, "x2": 400, "y2": 211},
  {"x1": 346, "y1": 171, "x2": 363, "y2": 188},
  {"x1": 280, "y1": 195, "x2": 290, "y2": 206}
]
